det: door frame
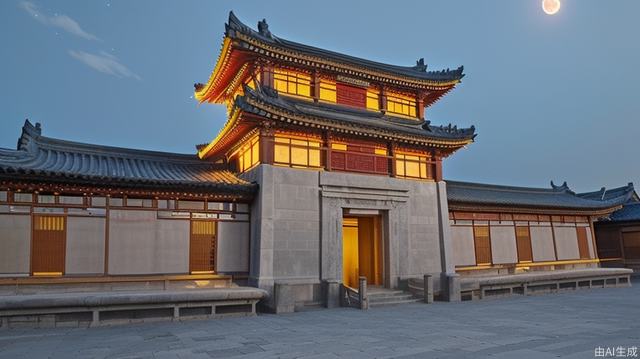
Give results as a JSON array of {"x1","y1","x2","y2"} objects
[{"x1": 189, "y1": 219, "x2": 218, "y2": 274}]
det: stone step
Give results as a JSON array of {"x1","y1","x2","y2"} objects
[
  {"x1": 367, "y1": 290, "x2": 407, "y2": 297},
  {"x1": 369, "y1": 297, "x2": 422, "y2": 307},
  {"x1": 369, "y1": 293, "x2": 415, "y2": 302}
]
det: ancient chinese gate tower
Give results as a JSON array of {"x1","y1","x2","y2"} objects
[{"x1": 194, "y1": 12, "x2": 475, "y2": 310}]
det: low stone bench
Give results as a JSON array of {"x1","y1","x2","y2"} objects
[
  {"x1": 0, "y1": 287, "x2": 267, "y2": 329},
  {"x1": 0, "y1": 274, "x2": 232, "y2": 296},
  {"x1": 460, "y1": 268, "x2": 632, "y2": 301}
]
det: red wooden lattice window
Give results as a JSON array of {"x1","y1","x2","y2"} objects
[
  {"x1": 336, "y1": 83, "x2": 367, "y2": 108},
  {"x1": 330, "y1": 142, "x2": 388, "y2": 175}
]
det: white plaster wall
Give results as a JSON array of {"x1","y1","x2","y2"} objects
[
  {"x1": 66, "y1": 217, "x2": 105, "y2": 275},
  {"x1": 0, "y1": 214, "x2": 30, "y2": 275},
  {"x1": 108, "y1": 210, "x2": 189, "y2": 275},
  {"x1": 554, "y1": 226, "x2": 580, "y2": 260},
  {"x1": 451, "y1": 226, "x2": 475, "y2": 266},
  {"x1": 217, "y1": 221, "x2": 250, "y2": 273},
  {"x1": 530, "y1": 226, "x2": 556, "y2": 261},
  {"x1": 490, "y1": 226, "x2": 518, "y2": 264}
]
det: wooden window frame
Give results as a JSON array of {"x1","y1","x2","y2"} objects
[
  {"x1": 473, "y1": 224, "x2": 492, "y2": 266},
  {"x1": 271, "y1": 68, "x2": 312, "y2": 99},
  {"x1": 515, "y1": 225, "x2": 533, "y2": 263},
  {"x1": 394, "y1": 152, "x2": 433, "y2": 180},
  {"x1": 236, "y1": 135, "x2": 260, "y2": 173},
  {"x1": 189, "y1": 220, "x2": 218, "y2": 274},
  {"x1": 386, "y1": 92, "x2": 417, "y2": 118},
  {"x1": 273, "y1": 135, "x2": 322, "y2": 169}
]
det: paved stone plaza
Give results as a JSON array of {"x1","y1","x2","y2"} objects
[{"x1": 1, "y1": 283, "x2": 639, "y2": 359}]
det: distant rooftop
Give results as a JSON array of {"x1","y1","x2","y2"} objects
[{"x1": 446, "y1": 180, "x2": 635, "y2": 212}]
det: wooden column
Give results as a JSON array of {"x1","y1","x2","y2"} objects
[
  {"x1": 380, "y1": 86, "x2": 387, "y2": 114},
  {"x1": 417, "y1": 96, "x2": 425, "y2": 120},
  {"x1": 324, "y1": 131, "x2": 332, "y2": 171},
  {"x1": 260, "y1": 64, "x2": 274, "y2": 89},
  {"x1": 312, "y1": 70, "x2": 320, "y2": 103},
  {"x1": 434, "y1": 153, "x2": 443, "y2": 182},
  {"x1": 259, "y1": 122, "x2": 275, "y2": 165},
  {"x1": 389, "y1": 142, "x2": 396, "y2": 177}
]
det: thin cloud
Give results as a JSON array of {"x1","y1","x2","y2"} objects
[
  {"x1": 19, "y1": 1, "x2": 98, "y2": 41},
  {"x1": 69, "y1": 50, "x2": 141, "y2": 80}
]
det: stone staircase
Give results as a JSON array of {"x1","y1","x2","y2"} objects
[{"x1": 367, "y1": 286, "x2": 421, "y2": 307}]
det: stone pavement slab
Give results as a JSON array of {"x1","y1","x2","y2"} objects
[{"x1": 0, "y1": 282, "x2": 639, "y2": 358}]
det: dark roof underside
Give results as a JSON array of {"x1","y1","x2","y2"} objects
[
  {"x1": 226, "y1": 12, "x2": 464, "y2": 83},
  {"x1": 0, "y1": 121, "x2": 256, "y2": 195},
  {"x1": 446, "y1": 180, "x2": 633, "y2": 211}
]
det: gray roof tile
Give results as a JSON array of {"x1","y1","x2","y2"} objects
[
  {"x1": 0, "y1": 120, "x2": 256, "y2": 195},
  {"x1": 446, "y1": 180, "x2": 633, "y2": 211},
  {"x1": 226, "y1": 12, "x2": 465, "y2": 84}
]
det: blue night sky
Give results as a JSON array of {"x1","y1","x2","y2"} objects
[{"x1": 1, "y1": 1, "x2": 638, "y2": 192}]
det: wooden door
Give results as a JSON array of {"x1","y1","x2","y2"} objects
[
  {"x1": 576, "y1": 227, "x2": 591, "y2": 259},
  {"x1": 515, "y1": 226, "x2": 533, "y2": 263},
  {"x1": 31, "y1": 215, "x2": 66, "y2": 275},
  {"x1": 190, "y1": 220, "x2": 216, "y2": 273},
  {"x1": 622, "y1": 231, "x2": 640, "y2": 260}
]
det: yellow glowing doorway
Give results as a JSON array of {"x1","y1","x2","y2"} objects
[{"x1": 342, "y1": 216, "x2": 383, "y2": 289}]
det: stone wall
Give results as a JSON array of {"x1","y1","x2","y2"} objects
[
  {"x1": 217, "y1": 221, "x2": 251, "y2": 273},
  {"x1": 243, "y1": 164, "x2": 450, "y2": 311}
]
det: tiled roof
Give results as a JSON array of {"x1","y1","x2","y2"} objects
[
  {"x1": 0, "y1": 121, "x2": 256, "y2": 195},
  {"x1": 446, "y1": 180, "x2": 632, "y2": 211},
  {"x1": 226, "y1": 12, "x2": 464, "y2": 84},
  {"x1": 608, "y1": 202, "x2": 640, "y2": 222},
  {"x1": 577, "y1": 184, "x2": 638, "y2": 201},
  {"x1": 236, "y1": 86, "x2": 476, "y2": 143},
  {"x1": 581, "y1": 184, "x2": 640, "y2": 223}
]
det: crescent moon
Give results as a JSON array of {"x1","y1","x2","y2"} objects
[{"x1": 542, "y1": 0, "x2": 561, "y2": 15}]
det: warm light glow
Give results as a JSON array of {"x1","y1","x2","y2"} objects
[
  {"x1": 386, "y1": 92, "x2": 417, "y2": 117},
  {"x1": 273, "y1": 68, "x2": 311, "y2": 98},
  {"x1": 273, "y1": 135, "x2": 321, "y2": 168},
  {"x1": 235, "y1": 135, "x2": 260, "y2": 173},
  {"x1": 395, "y1": 152, "x2": 431, "y2": 180},
  {"x1": 342, "y1": 218, "x2": 359, "y2": 289},
  {"x1": 319, "y1": 80, "x2": 337, "y2": 103},
  {"x1": 542, "y1": 0, "x2": 561, "y2": 15}
]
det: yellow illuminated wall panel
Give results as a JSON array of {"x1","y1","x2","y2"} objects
[{"x1": 273, "y1": 135, "x2": 322, "y2": 168}]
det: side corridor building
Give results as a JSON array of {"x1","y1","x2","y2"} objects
[{"x1": 0, "y1": 13, "x2": 633, "y2": 312}]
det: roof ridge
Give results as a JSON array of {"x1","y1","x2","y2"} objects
[
  {"x1": 225, "y1": 11, "x2": 465, "y2": 83},
  {"x1": 14, "y1": 121, "x2": 208, "y2": 165},
  {"x1": 445, "y1": 180, "x2": 566, "y2": 194}
]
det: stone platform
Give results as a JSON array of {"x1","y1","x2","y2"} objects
[
  {"x1": 0, "y1": 287, "x2": 267, "y2": 329},
  {"x1": 459, "y1": 267, "x2": 632, "y2": 301}
]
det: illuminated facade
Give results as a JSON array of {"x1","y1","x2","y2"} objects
[
  {"x1": 0, "y1": 13, "x2": 633, "y2": 314},
  {"x1": 191, "y1": 12, "x2": 477, "y2": 310}
]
